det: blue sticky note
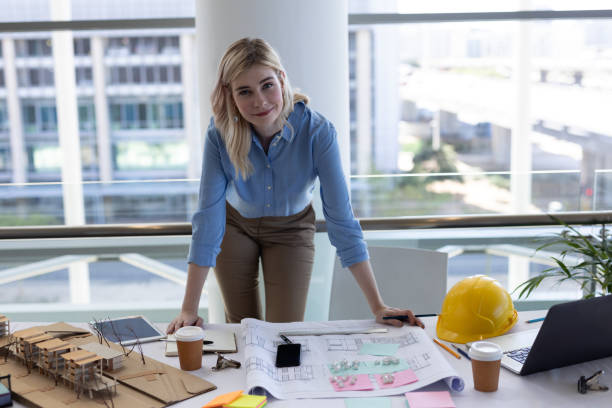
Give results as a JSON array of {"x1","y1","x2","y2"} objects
[
  {"x1": 345, "y1": 397, "x2": 392, "y2": 408},
  {"x1": 359, "y1": 342, "x2": 400, "y2": 356}
]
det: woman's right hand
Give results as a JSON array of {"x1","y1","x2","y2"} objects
[{"x1": 166, "y1": 311, "x2": 204, "y2": 334}]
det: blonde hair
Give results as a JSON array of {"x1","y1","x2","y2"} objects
[{"x1": 211, "y1": 38, "x2": 309, "y2": 180}]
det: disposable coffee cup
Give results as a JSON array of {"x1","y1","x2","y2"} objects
[
  {"x1": 468, "y1": 341, "x2": 502, "y2": 392},
  {"x1": 174, "y1": 326, "x2": 204, "y2": 371}
]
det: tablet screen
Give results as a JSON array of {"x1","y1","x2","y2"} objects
[{"x1": 91, "y1": 316, "x2": 165, "y2": 345}]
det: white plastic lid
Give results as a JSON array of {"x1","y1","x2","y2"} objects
[
  {"x1": 468, "y1": 341, "x2": 502, "y2": 361},
  {"x1": 174, "y1": 326, "x2": 204, "y2": 342}
]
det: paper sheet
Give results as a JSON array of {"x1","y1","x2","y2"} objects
[{"x1": 241, "y1": 319, "x2": 464, "y2": 399}]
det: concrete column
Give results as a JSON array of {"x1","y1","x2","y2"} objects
[
  {"x1": 432, "y1": 110, "x2": 441, "y2": 151},
  {"x1": 355, "y1": 29, "x2": 372, "y2": 175},
  {"x1": 507, "y1": 255, "x2": 530, "y2": 296},
  {"x1": 491, "y1": 124, "x2": 511, "y2": 168},
  {"x1": 2, "y1": 38, "x2": 26, "y2": 184},
  {"x1": 51, "y1": 0, "x2": 90, "y2": 304},
  {"x1": 91, "y1": 36, "x2": 112, "y2": 183},
  {"x1": 180, "y1": 33, "x2": 201, "y2": 180},
  {"x1": 196, "y1": 0, "x2": 348, "y2": 321},
  {"x1": 580, "y1": 148, "x2": 597, "y2": 210},
  {"x1": 195, "y1": 0, "x2": 349, "y2": 176},
  {"x1": 373, "y1": 25, "x2": 400, "y2": 174},
  {"x1": 511, "y1": 0, "x2": 533, "y2": 213}
]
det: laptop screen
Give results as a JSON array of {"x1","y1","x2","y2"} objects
[{"x1": 521, "y1": 294, "x2": 612, "y2": 375}]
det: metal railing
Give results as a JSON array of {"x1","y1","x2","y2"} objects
[
  {"x1": 1, "y1": 10, "x2": 612, "y2": 33},
  {"x1": 1, "y1": 211, "x2": 611, "y2": 240}
]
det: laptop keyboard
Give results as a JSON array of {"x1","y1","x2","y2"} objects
[{"x1": 505, "y1": 347, "x2": 531, "y2": 364}]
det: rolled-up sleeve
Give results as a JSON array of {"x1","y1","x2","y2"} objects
[
  {"x1": 188, "y1": 119, "x2": 228, "y2": 267},
  {"x1": 313, "y1": 121, "x2": 369, "y2": 267}
]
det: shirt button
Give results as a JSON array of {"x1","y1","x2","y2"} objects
[
  {"x1": 267, "y1": 186, "x2": 272, "y2": 190},
  {"x1": 266, "y1": 164, "x2": 271, "y2": 168},
  {"x1": 266, "y1": 204, "x2": 271, "y2": 208}
]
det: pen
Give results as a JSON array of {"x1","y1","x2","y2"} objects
[
  {"x1": 451, "y1": 344, "x2": 471, "y2": 360},
  {"x1": 280, "y1": 334, "x2": 293, "y2": 344},
  {"x1": 433, "y1": 338, "x2": 461, "y2": 359},
  {"x1": 526, "y1": 317, "x2": 545, "y2": 323},
  {"x1": 382, "y1": 314, "x2": 437, "y2": 322},
  {"x1": 278, "y1": 328, "x2": 388, "y2": 336}
]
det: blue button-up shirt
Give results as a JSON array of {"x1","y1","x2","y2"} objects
[{"x1": 188, "y1": 101, "x2": 368, "y2": 268}]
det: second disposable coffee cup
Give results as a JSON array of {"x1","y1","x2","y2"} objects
[
  {"x1": 174, "y1": 326, "x2": 204, "y2": 371},
  {"x1": 468, "y1": 341, "x2": 502, "y2": 392}
]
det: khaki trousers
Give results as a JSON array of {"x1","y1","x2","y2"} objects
[{"x1": 214, "y1": 202, "x2": 316, "y2": 323}]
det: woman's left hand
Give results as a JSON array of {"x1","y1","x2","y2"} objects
[{"x1": 375, "y1": 306, "x2": 425, "y2": 329}]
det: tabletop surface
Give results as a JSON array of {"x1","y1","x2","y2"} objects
[{"x1": 7, "y1": 311, "x2": 612, "y2": 408}]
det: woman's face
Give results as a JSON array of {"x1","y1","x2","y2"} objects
[{"x1": 231, "y1": 64, "x2": 284, "y2": 137}]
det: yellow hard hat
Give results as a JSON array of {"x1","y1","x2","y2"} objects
[{"x1": 436, "y1": 275, "x2": 518, "y2": 344}]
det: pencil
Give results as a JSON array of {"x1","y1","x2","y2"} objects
[
  {"x1": 451, "y1": 344, "x2": 471, "y2": 360},
  {"x1": 382, "y1": 314, "x2": 437, "y2": 322},
  {"x1": 433, "y1": 338, "x2": 461, "y2": 359}
]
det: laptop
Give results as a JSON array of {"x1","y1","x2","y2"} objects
[{"x1": 467, "y1": 294, "x2": 612, "y2": 375}]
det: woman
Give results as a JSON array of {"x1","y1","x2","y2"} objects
[{"x1": 167, "y1": 38, "x2": 422, "y2": 333}]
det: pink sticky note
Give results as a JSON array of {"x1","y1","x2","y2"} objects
[
  {"x1": 331, "y1": 374, "x2": 374, "y2": 391},
  {"x1": 375, "y1": 369, "x2": 418, "y2": 389},
  {"x1": 404, "y1": 391, "x2": 455, "y2": 408}
]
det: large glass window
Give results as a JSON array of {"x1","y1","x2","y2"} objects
[
  {"x1": 109, "y1": 99, "x2": 183, "y2": 130},
  {"x1": 106, "y1": 36, "x2": 180, "y2": 56},
  {"x1": 0, "y1": 102, "x2": 8, "y2": 132},
  {"x1": 113, "y1": 141, "x2": 188, "y2": 170},
  {"x1": 0, "y1": 146, "x2": 9, "y2": 172},
  {"x1": 22, "y1": 100, "x2": 58, "y2": 134},
  {"x1": 349, "y1": 18, "x2": 612, "y2": 218},
  {"x1": 15, "y1": 38, "x2": 52, "y2": 57},
  {"x1": 108, "y1": 65, "x2": 182, "y2": 85}
]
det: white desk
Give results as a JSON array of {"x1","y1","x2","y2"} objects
[{"x1": 9, "y1": 311, "x2": 612, "y2": 407}]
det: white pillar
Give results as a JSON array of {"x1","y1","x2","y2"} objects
[
  {"x1": 195, "y1": 0, "x2": 349, "y2": 176},
  {"x1": 180, "y1": 33, "x2": 201, "y2": 180},
  {"x1": 507, "y1": 255, "x2": 530, "y2": 297},
  {"x1": 2, "y1": 38, "x2": 27, "y2": 184},
  {"x1": 511, "y1": 0, "x2": 532, "y2": 213},
  {"x1": 91, "y1": 36, "x2": 112, "y2": 183},
  {"x1": 51, "y1": 0, "x2": 90, "y2": 304},
  {"x1": 355, "y1": 30, "x2": 372, "y2": 175},
  {"x1": 196, "y1": 0, "x2": 348, "y2": 321}
]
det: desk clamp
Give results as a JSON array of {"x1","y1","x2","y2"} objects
[
  {"x1": 212, "y1": 352, "x2": 241, "y2": 371},
  {"x1": 578, "y1": 370, "x2": 609, "y2": 394}
]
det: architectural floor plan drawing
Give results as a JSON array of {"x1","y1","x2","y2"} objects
[{"x1": 241, "y1": 319, "x2": 464, "y2": 399}]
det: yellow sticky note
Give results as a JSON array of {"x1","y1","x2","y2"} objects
[
  {"x1": 202, "y1": 390, "x2": 244, "y2": 408},
  {"x1": 223, "y1": 394, "x2": 267, "y2": 408}
]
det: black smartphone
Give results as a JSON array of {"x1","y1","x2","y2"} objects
[{"x1": 275, "y1": 343, "x2": 301, "y2": 368}]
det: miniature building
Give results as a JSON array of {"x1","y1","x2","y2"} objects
[
  {"x1": 12, "y1": 328, "x2": 53, "y2": 365},
  {"x1": 0, "y1": 316, "x2": 9, "y2": 338},
  {"x1": 60, "y1": 349, "x2": 116, "y2": 398},
  {"x1": 36, "y1": 338, "x2": 74, "y2": 376},
  {"x1": 79, "y1": 342, "x2": 125, "y2": 371}
]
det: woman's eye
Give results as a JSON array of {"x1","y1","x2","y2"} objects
[
  {"x1": 238, "y1": 89, "x2": 250, "y2": 96},
  {"x1": 262, "y1": 82, "x2": 273, "y2": 90}
]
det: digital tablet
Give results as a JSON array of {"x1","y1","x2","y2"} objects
[{"x1": 90, "y1": 315, "x2": 165, "y2": 345}]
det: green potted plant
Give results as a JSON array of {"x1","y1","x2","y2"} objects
[{"x1": 515, "y1": 220, "x2": 611, "y2": 299}]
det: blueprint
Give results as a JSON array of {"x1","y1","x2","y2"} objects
[{"x1": 241, "y1": 319, "x2": 464, "y2": 399}]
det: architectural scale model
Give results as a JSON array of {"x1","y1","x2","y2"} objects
[
  {"x1": 11, "y1": 327, "x2": 119, "y2": 399},
  {"x1": 0, "y1": 317, "x2": 216, "y2": 407}
]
